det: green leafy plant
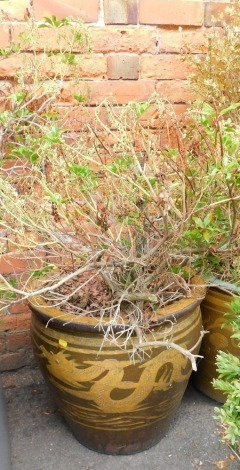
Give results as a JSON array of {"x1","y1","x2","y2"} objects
[
  {"x1": 187, "y1": 0, "x2": 240, "y2": 117},
  {"x1": 183, "y1": 1, "x2": 240, "y2": 288},
  {"x1": 213, "y1": 297, "x2": 240, "y2": 457},
  {"x1": 0, "y1": 278, "x2": 17, "y2": 300},
  {"x1": 0, "y1": 13, "x2": 238, "y2": 360},
  {"x1": 184, "y1": 101, "x2": 240, "y2": 286},
  {"x1": 0, "y1": 14, "x2": 90, "y2": 171}
]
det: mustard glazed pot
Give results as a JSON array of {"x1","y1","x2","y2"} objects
[
  {"x1": 192, "y1": 286, "x2": 239, "y2": 403},
  {"x1": 30, "y1": 286, "x2": 204, "y2": 455}
]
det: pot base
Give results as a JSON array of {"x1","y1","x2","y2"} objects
[{"x1": 65, "y1": 414, "x2": 171, "y2": 455}]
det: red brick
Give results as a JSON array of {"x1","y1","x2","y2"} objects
[
  {"x1": 58, "y1": 81, "x2": 90, "y2": 104},
  {"x1": 11, "y1": 23, "x2": 89, "y2": 53},
  {"x1": 137, "y1": 102, "x2": 188, "y2": 130},
  {"x1": 90, "y1": 27, "x2": 156, "y2": 54},
  {"x1": 173, "y1": 104, "x2": 189, "y2": 118},
  {"x1": 25, "y1": 250, "x2": 46, "y2": 271},
  {"x1": 7, "y1": 231, "x2": 39, "y2": 252},
  {"x1": 17, "y1": 312, "x2": 31, "y2": 330},
  {"x1": 89, "y1": 79, "x2": 156, "y2": 104},
  {"x1": 140, "y1": 55, "x2": 192, "y2": 80},
  {"x1": 0, "y1": 54, "x2": 31, "y2": 79},
  {"x1": 156, "y1": 80, "x2": 195, "y2": 103},
  {"x1": 0, "y1": 159, "x2": 33, "y2": 185},
  {"x1": 158, "y1": 28, "x2": 211, "y2": 54},
  {"x1": 107, "y1": 54, "x2": 139, "y2": 80},
  {"x1": 104, "y1": 0, "x2": 138, "y2": 25},
  {"x1": 56, "y1": 106, "x2": 107, "y2": 131},
  {"x1": 159, "y1": 128, "x2": 179, "y2": 148},
  {"x1": 0, "y1": 335, "x2": 6, "y2": 353},
  {"x1": 0, "y1": 248, "x2": 45, "y2": 274},
  {"x1": 0, "y1": 53, "x2": 107, "y2": 80},
  {"x1": 0, "y1": 81, "x2": 13, "y2": 111},
  {"x1": 32, "y1": 0, "x2": 100, "y2": 23},
  {"x1": 76, "y1": 55, "x2": 107, "y2": 79},
  {"x1": 9, "y1": 301, "x2": 31, "y2": 315},
  {"x1": 40, "y1": 54, "x2": 107, "y2": 80},
  {"x1": 1, "y1": 314, "x2": 17, "y2": 332},
  {"x1": 7, "y1": 331, "x2": 31, "y2": 352},
  {"x1": 0, "y1": 0, "x2": 31, "y2": 21},
  {"x1": 205, "y1": 2, "x2": 232, "y2": 27},
  {"x1": 139, "y1": 0, "x2": 204, "y2": 26},
  {"x1": 0, "y1": 252, "x2": 27, "y2": 274},
  {"x1": 2, "y1": 312, "x2": 30, "y2": 333},
  {"x1": 0, "y1": 25, "x2": 10, "y2": 48}
]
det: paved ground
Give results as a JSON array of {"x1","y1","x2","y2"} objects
[{"x1": 2, "y1": 365, "x2": 239, "y2": 470}]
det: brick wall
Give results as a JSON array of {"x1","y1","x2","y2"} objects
[{"x1": 0, "y1": 0, "x2": 232, "y2": 371}]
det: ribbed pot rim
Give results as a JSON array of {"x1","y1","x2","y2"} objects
[
  {"x1": 29, "y1": 276, "x2": 205, "y2": 333},
  {"x1": 206, "y1": 278, "x2": 240, "y2": 295},
  {"x1": 205, "y1": 286, "x2": 237, "y2": 298}
]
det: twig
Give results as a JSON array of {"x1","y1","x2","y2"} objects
[
  {"x1": 137, "y1": 329, "x2": 206, "y2": 371},
  {"x1": 0, "y1": 251, "x2": 105, "y2": 299},
  {"x1": 227, "y1": 443, "x2": 240, "y2": 462}
]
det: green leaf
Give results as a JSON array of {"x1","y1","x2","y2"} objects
[
  {"x1": 45, "y1": 125, "x2": 64, "y2": 143},
  {"x1": 121, "y1": 214, "x2": 139, "y2": 225},
  {"x1": 202, "y1": 102, "x2": 215, "y2": 117},
  {"x1": 219, "y1": 103, "x2": 240, "y2": 116},
  {"x1": 73, "y1": 32, "x2": 83, "y2": 42},
  {"x1": 10, "y1": 91, "x2": 28, "y2": 103},
  {"x1": 134, "y1": 102, "x2": 151, "y2": 116},
  {"x1": 32, "y1": 264, "x2": 55, "y2": 278},
  {"x1": 69, "y1": 164, "x2": 92, "y2": 178},
  {"x1": 0, "y1": 278, "x2": 17, "y2": 299},
  {"x1": 107, "y1": 156, "x2": 132, "y2": 175},
  {"x1": 29, "y1": 153, "x2": 40, "y2": 164},
  {"x1": 0, "y1": 43, "x2": 21, "y2": 57},
  {"x1": 7, "y1": 279, "x2": 17, "y2": 288},
  {"x1": 62, "y1": 53, "x2": 77, "y2": 66},
  {"x1": 47, "y1": 192, "x2": 63, "y2": 204},
  {"x1": 193, "y1": 217, "x2": 205, "y2": 228},
  {"x1": 127, "y1": 101, "x2": 151, "y2": 117},
  {"x1": 121, "y1": 237, "x2": 131, "y2": 247},
  {"x1": 11, "y1": 146, "x2": 40, "y2": 163},
  {"x1": 73, "y1": 95, "x2": 87, "y2": 103},
  {"x1": 38, "y1": 16, "x2": 70, "y2": 28},
  {"x1": 148, "y1": 177, "x2": 156, "y2": 186}
]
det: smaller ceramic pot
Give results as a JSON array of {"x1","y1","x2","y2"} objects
[{"x1": 192, "y1": 287, "x2": 239, "y2": 402}]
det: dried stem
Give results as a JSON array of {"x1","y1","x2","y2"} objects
[{"x1": 137, "y1": 329, "x2": 206, "y2": 371}]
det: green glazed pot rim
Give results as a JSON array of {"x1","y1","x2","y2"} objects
[{"x1": 207, "y1": 277, "x2": 240, "y2": 295}]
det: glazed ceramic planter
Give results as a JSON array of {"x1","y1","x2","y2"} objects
[
  {"x1": 192, "y1": 287, "x2": 239, "y2": 403},
  {"x1": 30, "y1": 285, "x2": 204, "y2": 455}
]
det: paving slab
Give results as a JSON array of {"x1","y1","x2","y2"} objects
[{"x1": 2, "y1": 367, "x2": 239, "y2": 470}]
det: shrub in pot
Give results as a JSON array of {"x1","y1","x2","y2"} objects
[
  {"x1": 187, "y1": 103, "x2": 240, "y2": 401},
  {"x1": 185, "y1": 101, "x2": 240, "y2": 401},
  {"x1": 0, "y1": 93, "x2": 209, "y2": 453},
  {"x1": 0, "y1": 17, "x2": 227, "y2": 455},
  {"x1": 185, "y1": 1, "x2": 240, "y2": 400},
  {"x1": 188, "y1": 0, "x2": 240, "y2": 117}
]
